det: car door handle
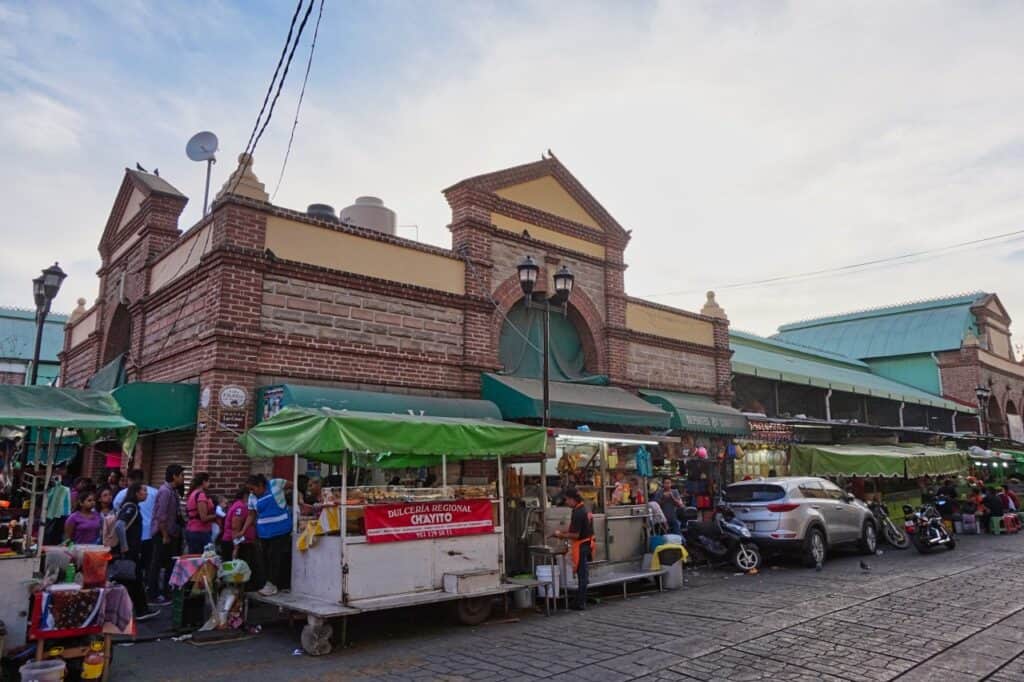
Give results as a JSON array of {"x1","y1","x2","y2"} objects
[{"x1": 810, "y1": 505, "x2": 821, "y2": 510}]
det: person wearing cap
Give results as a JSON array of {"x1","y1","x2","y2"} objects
[{"x1": 553, "y1": 487, "x2": 595, "y2": 610}]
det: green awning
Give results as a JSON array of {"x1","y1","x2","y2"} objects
[
  {"x1": 481, "y1": 374, "x2": 670, "y2": 429},
  {"x1": 0, "y1": 386, "x2": 137, "y2": 454},
  {"x1": 639, "y1": 390, "x2": 749, "y2": 436},
  {"x1": 256, "y1": 385, "x2": 501, "y2": 423},
  {"x1": 237, "y1": 407, "x2": 548, "y2": 465},
  {"x1": 791, "y1": 444, "x2": 968, "y2": 478},
  {"x1": 113, "y1": 382, "x2": 199, "y2": 431}
]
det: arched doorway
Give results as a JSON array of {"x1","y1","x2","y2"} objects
[
  {"x1": 987, "y1": 398, "x2": 1007, "y2": 438},
  {"x1": 1006, "y1": 399, "x2": 1023, "y2": 442},
  {"x1": 498, "y1": 300, "x2": 594, "y2": 381},
  {"x1": 103, "y1": 305, "x2": 131, "y2": 365}
]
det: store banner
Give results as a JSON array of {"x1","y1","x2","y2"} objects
[{"x1": 365, "y1": 499, "x2": 494, "y2": 543}]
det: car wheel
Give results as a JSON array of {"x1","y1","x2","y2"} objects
[
  {"x1": 803, "y1": 527, "x2": 827, "y2": 568},
  {"x1": 858, "y1": 521, "x2": 878, "y2": 555},
  {"x1": 456, "y1": 596, "x2": 493, "y2": 625}
]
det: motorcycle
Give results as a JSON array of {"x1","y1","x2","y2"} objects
[
  {"x1": 683, "y1": 504, "x2": 762, "y2": 572},
  {"x1": 868, "y1": 500, "x2": 909, "y2": 549},
  {"x1": 902, "y1": 503, "x2": 956, "y2": 553}
]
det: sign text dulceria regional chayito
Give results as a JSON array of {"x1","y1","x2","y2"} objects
[{"x1": 364, "y1": 499, "x2": 494, "y2": 543}]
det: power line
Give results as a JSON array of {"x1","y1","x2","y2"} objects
[
  {"x1": 271, "y1": 0, "x2": 326, "y2": 202},
  {"x1": 641, "y1": 226, "x2": 1024, "y2": 300}
]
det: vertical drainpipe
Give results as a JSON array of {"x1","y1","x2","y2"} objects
[
  {"x1": 952, "y1": 411, "x2": 957, "y2": 433},
  {"x1": 931, "y1": 353, "x2": 943, "y2": 395},
  {"x1": 899, "y1": 402, "x2": 905, "y2": 428},
  {"x1": 825, "y1": 388, "x2": 833, "y2": 422}
]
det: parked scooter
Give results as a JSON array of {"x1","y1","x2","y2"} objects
[
  {"x1": 682, "y1": 504, "x2": 762, "y2": 571},
  {"x1": 868, "y1": 500, "x2": 909, "y2": 549},
  {"x1": 902, "y1": 503, "x2": 956, "y2": 553}
]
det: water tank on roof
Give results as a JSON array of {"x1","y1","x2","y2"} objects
[
  {"x1": 340, "y1": 196, "x2": 396, "y2": 235},
  {"x1": 307, "y1": 204, "x2": 337, "y2": 221}
]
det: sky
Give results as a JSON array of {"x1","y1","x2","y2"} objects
[{"x1": 2, "y1": 0, "x2": 1024, "y2": 342}]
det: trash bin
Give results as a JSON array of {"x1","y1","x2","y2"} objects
[
  {"x1": 512, "y1": 587, "x2": 533, "y2": 609},
  {"x1": 652, "y1": 544, "x2": 686, "y2": 591},
  {"x1": 19, "y1": 659, "x2": 66, "y2": 682},
  {"x1": 663, "y1": 562, "x2": 684, "y2": 590}
]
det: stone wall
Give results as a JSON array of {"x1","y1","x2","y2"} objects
[{"x1": 625, "y1": 342, "x2": 717, "y2": 394}]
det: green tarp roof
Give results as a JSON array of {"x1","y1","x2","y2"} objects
[
  {"x1": 773, "y1": 293, "x2": 986, "y2": 359},
  {"x1": 113, "y1": 382, "x2": 199, "y2": 431},
  {"x1": 257, "y1": 384, "x2": 501, "y2": 422},
  {"x1": 639, "y1": 390, "x2": 749, "y2": 436},
  {"x1": 481, "y1": 373, "x2": 670, "y2": 429},
  {"x1": 790, "y1": 444, "x2": 969, "y2": 478},
  {"x1": 730, "y1": 332, "x2": 969, "y2": 412},
  {"x1": 0, "y1": 386, "x2": 137, "y2": 454},
  {"x1": 237, "y1": 406, "x2": 548, "y2": 466}
]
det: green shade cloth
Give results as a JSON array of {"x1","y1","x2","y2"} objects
[
  {"x1": 481, "y1": 373, "x2": 670, "y2": 429},
  {"x1": 639, "y1": 390, "x2": 749, "y2": 436},
  {"x1": 256, "y1": 385, "x2": 501, "y2": 423},
  {"x1": 238, "y1": 406, "x2": 548, "y2": 465},
  {"x1": 112, "y1": 382, "x2": 199, "y2": 431},
  {"x1": 87, "y1": 354, "x2": 126, "y2": 391},
  {"x1": 500, "y1": 300, "x2": 589, "y2": 382},
  {"x1": 0, "y1": 385, "x2": 137, "y2": 454},
  {"x1": 790, "y1": 444, "x2": 969, "y2": 478}
]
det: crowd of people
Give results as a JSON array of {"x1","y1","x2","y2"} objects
[
  {"x1": 931, "y1": 478, "x2": 1020, "y2": 532},
  {"x1": 43, "y1": 463, "x2": 302, "y2": 622}
]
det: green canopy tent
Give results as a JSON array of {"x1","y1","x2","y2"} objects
[
  {"x1": 0, "y1": 385, "x2": 138, "y2": 552},
  {"x1": 790, "y1": 444, "x2": 969, "y2": 479}
]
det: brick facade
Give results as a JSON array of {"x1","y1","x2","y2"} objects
[{"x1": 63, "y1": 157, "x2": 733, "y2": 491}]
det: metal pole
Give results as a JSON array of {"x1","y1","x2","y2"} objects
[
  {"x1": 292, "y1": 453, "x2": 300, "y2": 536},
  {"x1": 441, "y1": 454, "x2": 447, "y2": 493},
  {"x1": 542, "y1": 301, "x2": 550, "y2": 427},
  {"x1": 29, "y1": 302, "x2": 50, "y2": 386},
  {"x1": 203, "y1": 158, "x2": 213, "y2": 216},
  {"x1": 36, "y1": 429, "x2": 59, "y2": 552},
  {"x1": 340, "y1": 453, "x2": 348, "y2": 605},
  {"x1": 26, "y1": 436, "x2": 42, "y2": 554}
]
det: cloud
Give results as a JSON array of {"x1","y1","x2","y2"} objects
[{"x1": 2, "y1": 1, "x2": 1024, "y2": 339}]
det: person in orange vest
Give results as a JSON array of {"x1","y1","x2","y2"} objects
[{"x1": 553, "y1": 487, "x2": 595, "y2": 611}]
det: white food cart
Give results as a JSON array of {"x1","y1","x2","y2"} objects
[{"x1": 237, "y1": 407, "x2": 549, "y2": 655}]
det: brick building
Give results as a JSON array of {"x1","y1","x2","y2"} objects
[
  {"x1": 61, "y1": 153, "x2": 738, "y2": 489},
  {"x1": 773, "y1": 293, "x2": 1024, "y2": 441}
]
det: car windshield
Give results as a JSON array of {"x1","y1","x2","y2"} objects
[{"x1": 725, "y1": 484, "x2": 786, "y2": 502}]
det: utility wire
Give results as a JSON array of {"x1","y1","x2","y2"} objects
[
  {"x1": 271, "y1": 0, "x2": 326, "y2": 202},
  {"x1": 642, "y1": 226, "x2": 1024, "y2": 299}
]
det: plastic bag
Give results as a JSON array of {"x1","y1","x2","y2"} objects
[
  {"x1": 218, "y1": 559, "x2": 252, "y2": 585},
  {"x1": 81, "y1": 549, "x2": 111, "y2": 588}
]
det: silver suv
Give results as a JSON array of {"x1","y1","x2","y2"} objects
[{"x1": 724, "y1": 477, "x2": 877, "y2": 567}]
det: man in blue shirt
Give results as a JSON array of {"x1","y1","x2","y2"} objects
[
  {"x1": 247, "y1": 474, "x2": 293, "y2": 597},
  {"x1": 114, "y1": 469, "x2": 158, "y2": 588}
]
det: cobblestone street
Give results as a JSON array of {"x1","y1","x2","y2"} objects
[{"x1": 111, "y1": 531, "x2": 1024, "y2": 681}]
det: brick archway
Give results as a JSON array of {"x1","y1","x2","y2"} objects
[{"x1": 491, "y1": 272, "x2": 606, "y2": 376}]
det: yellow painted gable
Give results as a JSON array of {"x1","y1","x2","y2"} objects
[{"x1": 494, "y1": 176, "x2": 602, "y2": 230}]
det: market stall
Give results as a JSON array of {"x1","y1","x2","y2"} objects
[
  {"x1": 0, "y1": 386, "x2": 136, "y2": 661},
  {"x1": 237, "y1": 407, "x2": 548, "y2": 655}
]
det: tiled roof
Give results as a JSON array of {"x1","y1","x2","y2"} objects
[
  {"x1": 126, "y1": 169, "x2": 185, "y2": 198},
  {"x1": 730, "y1": 331, "x2": 970, "y2": 412},
  {"x1": 772, "y1": 292, "x2": 988, "y2": 359}
]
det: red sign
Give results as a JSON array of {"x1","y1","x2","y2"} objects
[{"x1": 364, "y1": 499, "x2": 494, "y2": 543}]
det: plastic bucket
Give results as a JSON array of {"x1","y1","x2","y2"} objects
[
  {"x1": 512, "y1": 587, "x2": 533, "y2": 609},
  {"x1": 664, "y1": 534, "x2": 683, "y2": 546},
  {"x1": 20, "y1": 659, "x2": 66, "y2": 682},
  {"x1": 663, "y1": 562, "x2": 684, "y2": 590},
  {"x1": 535, "y1": 565, "x2": 559, "y2": 598}
]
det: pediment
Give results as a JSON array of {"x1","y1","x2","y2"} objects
[{"x1": 494, "y1": 175, "x2": 602, "y2": 230}]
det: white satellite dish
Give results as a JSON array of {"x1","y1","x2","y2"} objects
[{"x1": 186, "y1": 131, "x2": 219, "y2": 215}]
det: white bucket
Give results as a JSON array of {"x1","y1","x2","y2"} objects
[
  {"x1": 20, "y1": 659, "x2": 66, "y2": 682},
  {"x1": 536, "y1": 565, "x2": 559, "y2": 598},
  {"x1": 663, "y1": 562, "x2": 684, "y2": 590}
]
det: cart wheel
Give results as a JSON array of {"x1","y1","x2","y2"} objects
[
  {"x1": 301, "y1": 623, "x2": 333, "y2": 656},
  {"x1": 456, "y1": 596, "x2": 493, "y2": 625}
]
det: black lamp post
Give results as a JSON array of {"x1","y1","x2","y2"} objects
[
  {"x1": 517, "y1": 256, "x2": 574, "y2": 427},
  {"x1": 29, "y1": 263, "x2": 66, "y2": 386},
  {"x1": 975, "y1": 384, "x2": 992, "y2": 437}
]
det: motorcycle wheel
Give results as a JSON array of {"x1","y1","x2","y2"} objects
[
  {"x1": 733, "y1": 543, "x2": 762, "y2": 572},
  {"x1": 912, "y1": 533, "x2": 931, "y2": 554},
  {"x1": 883, "y1": 519, "x2": 910, "y2": 549},
  {"x1": 946, "y1": 537, "x2": 956, "y2": 551}
]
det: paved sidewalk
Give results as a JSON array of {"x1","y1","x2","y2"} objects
[{"x1": 110, "y1": 531, "x2": 1024, "y2": 681}]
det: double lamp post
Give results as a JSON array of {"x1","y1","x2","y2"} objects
[
  {"x1": 516, "y1": 256, "x2": 574, "y2": 427},
  {"x1": 30, "y1": 263, "x2": 67, "y2": 386}
]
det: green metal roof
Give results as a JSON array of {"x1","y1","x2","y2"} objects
[
  {"x1": 730, "y1": 332, "x2": 972, "y2": 412},
  {"x1": 481, "y1": 373, "x2": 671, "y2": 429},
  {"x1": 773, "y1": 292, "x2": 987, "y2": 359},
  {"x1": 0, "y1": 307, "x2": 67, "y2": 365},
  {"x1": 639, "y1": 390, "x2": 749, "y2": 436}
]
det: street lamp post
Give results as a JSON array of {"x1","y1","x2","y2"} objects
[
  {"x1": 975, "y1": 384, "x2": 992, "y2": 437},
  {"x1": 29, "y1": 263, "x2": 66, "y2": 386},
  {"x1": 517, "y1": 256, "x2": 574, "y2": 427}
]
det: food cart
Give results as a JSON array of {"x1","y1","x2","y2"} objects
[
  {"x1": 0, "y1": 386, "x2": 136, "y2": 659},
  {"x1": 237, "y1": 407, "x2": 548, "y2": 655}
]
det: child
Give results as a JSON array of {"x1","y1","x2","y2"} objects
[{"x1": 210, "y1": 495, "x2": 228, "y2": 545}]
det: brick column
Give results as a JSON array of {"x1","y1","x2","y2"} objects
[{"x1": 604, "y1": 247, "x2": 628, "y2": 383}]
